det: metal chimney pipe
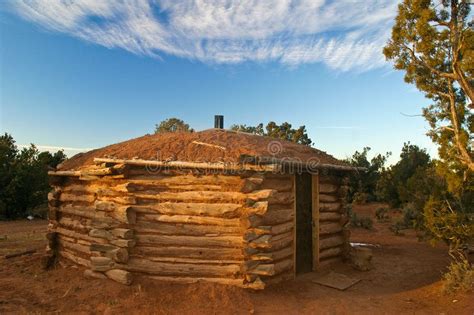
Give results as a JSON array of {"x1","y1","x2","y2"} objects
[{"x1": 214, "y1": 115, "x2": 224, "y2": 129}]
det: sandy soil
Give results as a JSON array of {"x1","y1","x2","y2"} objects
[{"x1": 0, "y1": 203, "x2": 473, "y2": 314}]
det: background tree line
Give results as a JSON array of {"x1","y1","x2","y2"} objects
[{"x1": 0, "y1": 133, "x2": 65, "y2": 219}]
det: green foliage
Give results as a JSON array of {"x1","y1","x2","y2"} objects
[
  {"x1": 384, "y1": 1, "x2": 473, "y2": 290},
  {"x1": 352, "y1": 192, "x2": 369, "y2": 205},
  {"x1": 389, "y1": 205, "x2": 421, "y2": 235},
  {"x1": 344, "y1": 147, "x2": 391, "y2": 203},
  {"x1": 154, "y1": 118, "x2": 194, "y2": 133},
  {"x1": 376, "y1": 142, "x2": 431, "y2": 207},
  {"x1": 347, "y1": 206, "x2": 373, "y2": 230},
  {"x1": 423, "y1": 197, "x2": 474, "y2": 257},
  {"x1": 375, "y1": 207, "x2": 389, "y2": 222},
  {"x1": 384, "y1": 0, "x2": 473, "y2": 172},
  {"x1": 230, "y1": 121, "x2": 312, "y2": 146},
  {"x1": 442, "y1": 259, "x2": 474, "y2": 293},
  {"x1": 390, "y1": 219, "x2": 407, "y2": 236},
  {"x1": 0, "y1": 133, "x2": 66, "y2": 219}
]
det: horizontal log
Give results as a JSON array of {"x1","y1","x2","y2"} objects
[
  {"x1": 90, "y1": 244, "x2": 117, "y2": 252},
  {"x1": 268, "y1": 192, "x2": 293, "y2": 205},
  {"x1": 135, "y1": 190, "x2": 274, "y2": 204},
  {"x1": 249, "y1": 246, "x2": 292, "y2": 262},
  {"x1": 132, "y1": 202, "x2": 242, "y2": 218},
  {"x1": 140, "y1": 214, "x2": 240, "y2": 226},
  {"x1": 270, "y1": 221, "x2": 293, "y2": 235},
  {"x1": 319, "y1": 246, "x2": 343, "y2": 260},
  {"x1": 58, "y1": 217, "x2": 89, "y2": 233},
  {"x1": 247, "y1": 235, "x2": 272, "y2": 249},
  {"x1": 274, "y1": 258, "x2": 293, "y2": 275},
  {"x1": 260, "y1": 178, "x2": 293, "y2": 192},
  {"x1": 108, "y1": 207, "x2": 136, "y2": 224},
  {"x1": 134, "y1": 222, "x2": 242, "y2": 236},
  {"x1": 105, "y1": 269, "x2": 133, "y2": 285},
  {"x1": 97, "y1": 196, "x2": 137, "y2": 205},
  {"x1": 319, "y1": 212, "x2": 342, "y2": 222},
  {"x1": 59, "y1": 237, "x2": 91, "y2": 256},
  {"x1": 246, "y1": 201, "x2": 269, "y2": 216},
  {"x1": 125, "y1": 258, "x2": 241, "y2": 277},
  {"x1": 58, "y1": 206, "x2": 118, "y2": 225},
  {"x1": 272, "y1": 246, "x2": 293, "y2": 262},
  {"x1": 59, "y1": 193, "x2": 96, "y2": 203},
  {"x1": 129, "y1": 184, "x2": 223, "y2": 194},
  {"x1": 110, "y1": 239, "x2": 136, "y2": 248},
  {"x1": 131, "y1": 246, "x2": 243, "y2": 260},
  {"x1": 84, "y1": 269, "x2": 107, "y2": 279},
  {"x1": 319, "y1": 183, "x2": 339, "y2": 194},
  {"x1": 247, "y1": 258, "x2": 293, "y2": 276},
  {"x1": 244, "y1": 229, "x2": 266, "y2": 242},
  {"x1": 146, "y1": 275, "x2": 245, "y2": 287},
  {"x1": 57, "y1": 234, "x2": 77, "y2": 245},
  {"x1": 136, "y1": 234, "x2": 243, "y2": 248},
  {"x1": 55, "y1": 226, "x2": 107, "y2": 245},
  {"x1": 272, "y1": 231, "x2": 293, "y2": 243},
  {"x1": 111, "y1": 228, "x2": 134, "y2": 239},
  {"x1": 91, "y1": 256, "x2": 115, "y2": 272},
  {"x1": 89, "y1": 229, "x2": 114, "y2": 240},
  {"x1": 105, "y1": 248, "x2": 129, "y2": 263},
  {"x1": 261, "y1": 209, "x2": 294, "y2": 225},
  {"x1": 93, "y1": 157, "x2": 279, "y2": 172},
  {"x1": 246, "y1": 263, "x2": 273, "y2": 276},
  {"x1": 270, "y1": 234, "x2": 293, "y2": 251},
  {"x1": 59, "y1": 249, "x2": 90, "y2": 267},
  {"x1": 241, "y1": 215, "x2": 263, "y2": 229},
  {"x1": 319, "y1": 234, "x2": 345, "y2": 250},
  {"x1": 63, "y1": 184, "x2": 126, "y2": 196},
  {"x1": 49, "y1": 170, "x2": 81, "y2": 177},
  {"x1": 48, "y1": 189, "x2": 61, "y2": 201},
  {"x1": 95, "y1": 201, "x2": 117, "y2": 212},
  {"x1": 145, "y1": 257, "x2": 242, "y2": 265},
  {"x1": 320, "y1": 223, "x2": 343, "y2": 235},
  {"x1": 126, "y1": 174, "x2": 245, "y2": 186},
  {"x1": 240, "y1": 176, "x2": 264, "y2": 193},
  {"x1": 319, "y1": 203, "x2": 342, "y2": 212},
  {"x1": 319, "y1": 194, "x2": 339, "y2": 203}
]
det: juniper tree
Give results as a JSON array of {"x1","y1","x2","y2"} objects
[
  {"x1": 155, "y1": 118, "x2": 194, "y2": 133},
  {"x1": 384, "y1": 0, "x2": 473, "y2": 173},
  {"x1": 231, "y1": 121, "x2": 313, "y2": 146}
]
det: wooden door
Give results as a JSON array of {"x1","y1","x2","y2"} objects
[
  {"x1": 295, "y1": 173, "x2": 313, "y2": 274},
  {"x1": 311, "y1": 173, "x2": 320, "y2": 270}
]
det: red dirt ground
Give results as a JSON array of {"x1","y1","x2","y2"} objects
[{"x1": 1, "y1": 203, "x2": 473, "y2": 314}]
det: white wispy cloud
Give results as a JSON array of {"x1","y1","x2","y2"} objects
[
  {"x1": 18, "y1": 144, "x2": 94, "y2": 152},
  {"x1": 6, "y1": 0, "x2": 399, "y2": 71}
]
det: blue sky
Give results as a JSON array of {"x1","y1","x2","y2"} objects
[{"x1": 0, "y1": 1, "x2": 437, "y2": 164}]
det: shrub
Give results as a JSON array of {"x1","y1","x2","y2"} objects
[
  {"x1": 375, "y1": 207, "x2": 389, "y2": 221},
  {"x1": 350, "y1": 211, "x2": 373, "y2": 230},
  {"x1": 390, "y1": 218, "x2": 409, "y2": 235},
  {"x1": 442, "y1": 259, "x2": 474, "y2": 293},
  {"x1": 352, "y1": 192, "x2": 369, "y2": 205},
  {"x1": 344, "y1": 147, "x2": 391, "y2": 204}
]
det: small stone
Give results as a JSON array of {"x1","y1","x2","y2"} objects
[{"x1": 350, "y1": 246, "x2": 373, "y2": 271}]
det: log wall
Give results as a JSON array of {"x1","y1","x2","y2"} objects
[
  {"x1": 317, "y1": 172, "x2": 350, "y2": 268},
  {"x1": 47, "y1": 162, "x2": 348, "y2": 289}
]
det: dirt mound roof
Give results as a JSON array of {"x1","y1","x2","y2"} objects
[{"x1": 59, "y1": 129, "x2": 349, "y2": 171}]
